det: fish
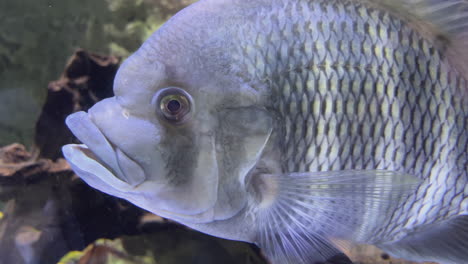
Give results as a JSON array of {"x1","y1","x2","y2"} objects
[{"x1": 62, "y1": 0, "x2": 468, "y2": 263}]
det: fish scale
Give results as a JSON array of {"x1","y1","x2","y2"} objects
[
  {"x1": 235, "y1": 0, "x2": 467, "y2": 242},
  {"x1": 62, "y1": 0, "x2": 468, "y2": 263}
]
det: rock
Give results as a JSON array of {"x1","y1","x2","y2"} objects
[
  {"x1": 34, "y1": 49, "x2": 120, "y2": 160},
  {"x1": 14, "y1": 226, "x2": 43, "y2": 264},
  {"x1": 0, "y1": 144, "x2": 76, "y2": 264},
  {"x1": 0, "y1": 143, "x2": 69, "y2": 185},
  {"x1": 0, "y1": 142, "x2": 144, "y2": 264},
  {"x1": 58, "y1": 238, "x2": 154, "y2": 264}
]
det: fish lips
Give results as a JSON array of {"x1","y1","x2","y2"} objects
[
  {"x1": 62, "y1": 111, "x2": 220, "y2": 224},
  {"x1": 63, "y1": 111, "x2": 146, "y2": 190}
]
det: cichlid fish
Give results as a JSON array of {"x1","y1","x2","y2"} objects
[{"x1": 62, "y1": 0, "x2": 468, "y2": 263}]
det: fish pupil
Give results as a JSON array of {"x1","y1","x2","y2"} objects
[
  {"x1": 155, "y1": 87, "x2": 193, "y2": 123},
  {"x1": 167, "y1": 99, "x2": 181, "y2": 113}
]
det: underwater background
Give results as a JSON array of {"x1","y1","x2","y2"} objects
[{"x1": 0, "y1": 0, "x2": 438, "y2": 263}]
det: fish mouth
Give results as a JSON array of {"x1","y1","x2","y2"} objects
[
  {"x1": 62, "y1": 111, "x2": 146, "y2": 189},
  {"x1": 62, "y1": 111, "x2": 221, "y2": 223}
]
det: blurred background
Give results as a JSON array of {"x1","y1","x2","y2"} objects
[{"x1": 0, "y1": 0, "x2": 195, "y2": 147}]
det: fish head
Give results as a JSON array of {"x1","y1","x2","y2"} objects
[{"x1": 62, "y1": 22, "x2": 273, "y2": 224}]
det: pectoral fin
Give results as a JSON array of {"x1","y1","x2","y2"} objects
[{"x1": 252, "y1": 170, "x2": 420, "y2": 264}]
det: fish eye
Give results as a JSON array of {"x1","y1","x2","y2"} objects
[{"x1": 154, "y1": 87, "x2": 193, "y2": 124}]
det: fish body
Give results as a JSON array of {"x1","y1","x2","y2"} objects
[{"x1": 63, "y1": 0, "x2": 468, "y2": 263}]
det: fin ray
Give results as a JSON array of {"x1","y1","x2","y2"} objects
[
  {"x1": 252, "y1": 170, "x2": 419, "y2": 264},
  {"x1": 371, "y1": 0, "x2": 468, "y2": 36}
]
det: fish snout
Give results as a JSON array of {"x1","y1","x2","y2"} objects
[{"x1": 64, "y1": 108, "x2": 146, "y2": 188}]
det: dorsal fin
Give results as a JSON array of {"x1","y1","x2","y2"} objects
[
  {"x1": 370, "y1": 0, "x2": 468, "y2": 36},
  {"x1": 368, "y1": 0, "x2": 468, "y2": 82}
]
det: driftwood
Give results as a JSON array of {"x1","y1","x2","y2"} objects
[{"x1": 34, "y1": 49, "x2": 119, "y2": 161}]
